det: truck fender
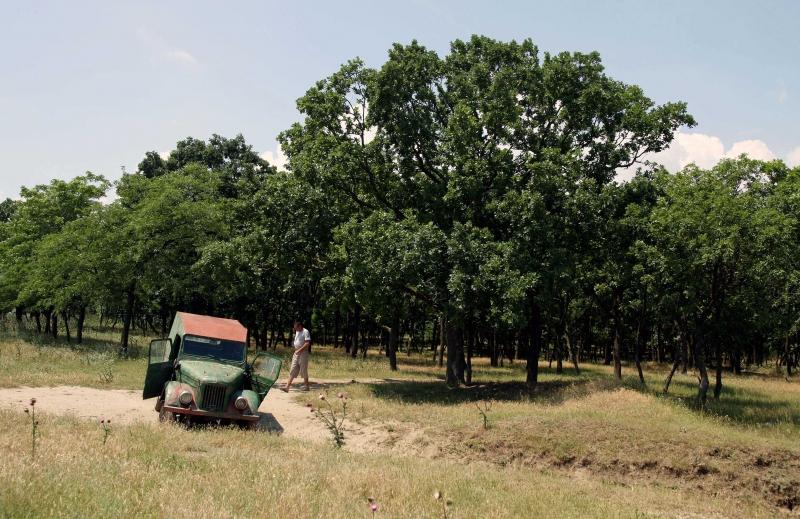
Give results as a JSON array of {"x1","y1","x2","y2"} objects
[
  {"x1": 164, "y1": 381, "x2": 197, "y2": 408},
  {"x1": 230, "y1": 389, "x2": 260, "y2": 415}
]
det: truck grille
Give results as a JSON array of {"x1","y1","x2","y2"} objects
[{"x1": 200, "y1": 384, "x2": 226, "y2": 412}]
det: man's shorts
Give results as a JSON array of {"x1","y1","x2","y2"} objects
[{"x1": 289, "y1": 350, "x2": 309, "y2": 379}]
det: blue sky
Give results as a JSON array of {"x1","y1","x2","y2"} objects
[{"x1": 1, "y1": 0, "x2": 798, "y2": 198}]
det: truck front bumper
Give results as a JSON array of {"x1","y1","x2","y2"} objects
[{"x1": 162, "y1": 405, "x2": 260, "y2": 422}]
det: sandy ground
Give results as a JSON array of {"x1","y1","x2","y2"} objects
[{"x1": 0, "y1": 380, "x2": 414, "y2": 454}]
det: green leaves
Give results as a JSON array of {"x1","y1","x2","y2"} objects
[
  {"x1": 0, "y1": 173, "x2": 110, "y2": 312},
  {"x1": 278, "y1": 35, "x2": 696, "y2": 347}
]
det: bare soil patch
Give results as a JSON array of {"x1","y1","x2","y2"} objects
[{"x1": 0, "y1": 381, "x2": 400, "y2": 455}]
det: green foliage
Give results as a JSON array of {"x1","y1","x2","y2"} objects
[{"x1": 1, "y1": 36, "x2": 798, "y2": 399}]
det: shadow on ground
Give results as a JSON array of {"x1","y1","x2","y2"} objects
[
  {"x1": 365, "y1": 377, "x2": 599, "y2": 406},
  {"x1": 657, "y1": 378, "x2": 800, "y2": 427},
  {"x1": 255, "y1": 413, "x2": 283, "y2": 434},
  {"x1": 362, "y1": 368, "x2": 800, "y2": 429}
]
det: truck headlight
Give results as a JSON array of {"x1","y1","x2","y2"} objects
[
  {"x1": 178, "y1": 390, "x2": 193, "y2": 406},
  {"x1": 234, "y1": 396, "x2": 248, "y2": 411}
]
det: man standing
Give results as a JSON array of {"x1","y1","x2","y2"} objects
[{"x1": 283, "y1": 320, "x2": 311, "y2": 392}]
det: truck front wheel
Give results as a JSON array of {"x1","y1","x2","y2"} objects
[
  {"x1": 240, "y1": 420, "x2": 258, "y2": 431},
  {"x1": 158, "y1": 405, "x2": 176, "y2": 423}
]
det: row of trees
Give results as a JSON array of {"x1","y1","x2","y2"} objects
[{"x1": 1, "y1": 36, "x2": 798, "y2": 404}]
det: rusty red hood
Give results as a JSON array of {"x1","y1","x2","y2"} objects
[{"x1": 176, "y1": 312, "x2": 247, "y2": 343}]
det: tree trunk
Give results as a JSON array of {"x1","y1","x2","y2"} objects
[
  {"x1": 51, "y1": 312, "x2": 58, "y2": 340},
  {"x1": 351, "y1": 305, "x2": 361, "y2": 358},
  {"x1": 694, "y1": 331, "x2": 710, "y2": 407},
  {"x1": 120, "y1": 285, "x2": 135, "y2": 356},
  {"x1": 785, "y1": 335, "x2": 793, "y2": 377},
  {"x1": 14, "y1": 307, "x2": 23, "y2": 329},
  {"x1": 663, "y1": 327, "x2": 683, "y2": 394},
  {"x1": 663, "y1": 357, "x2": 680, "y2": 394},
  {"x1": 612, "y1": 291, "x2": 622, "y2": 380},
  {"x1": 62, "y1": 311, "x2": 71, "y2": 343},
  {"x1": 713, "y1": 342, "x2": 723, "y2": 399},
  {"x1": 333, "y1": 309, "x2": 340, "y2": 349},
  {"x1": 634, "y1": 318, "x2": 645, "y2": 385},
  {"x1": 682, "y1": 333, "x2": 691, "y2": 374},
  {"x1": 343, "y1": 311, "x2": 351, "y2": 353},
  {"x1": 34, "y1": 312, "x2": 42, "y2": 334},
  {"x1": 556, "y1": 344, "x2": 563, "y2": 373},
  {"x1": 430, "y1": 318, "x2": 438, "y2": 354},
  {"x1": 44, "y1": 309, "x2": 52, "y2": 334},
  {"x1": 465, "y1": 322, "x2": 474, "y2": 385},
  {"x1": 565, "y1": 331, "x2": 579, "y2": 374},
  {"x1": 527, "y1": 303, "x2": 542, "y2": 388},
  {"x1": 387, "y1": 313, "x2": 399, "y2": 371},
  {"x1": 361, "y1": 327, "x2": 369, "y2": 359},
  {"x1": 445, "y1": 319, "x2": 465, "y2": 387},
  {"x1": 437, "y1": 317, "x2": 445, "y2": 368},
  {"x1": 489, "y1": 328, "x2": 498, "y2": 367},
  {"x1": 732, "y1": 347, "x2": 742, "y2": 375}
]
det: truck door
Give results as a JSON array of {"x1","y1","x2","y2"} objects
[
  {"x1": 250, "y1": 352, "x2": 282, "y2": 399},
  {"x1": 142, "y1": 338, "x2": 173, "y2": 399}
]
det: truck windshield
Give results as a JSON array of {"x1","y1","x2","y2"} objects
[{"x1": 182, "y1": 335, "x2": 245, "y2": 362}]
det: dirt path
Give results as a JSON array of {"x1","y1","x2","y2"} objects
[
  {"x1": 0, "y1": 380, "x2": 404, "y2": 454},
  {"x1": 0, "y1": 386, "x2": 154, "y2": 424}
]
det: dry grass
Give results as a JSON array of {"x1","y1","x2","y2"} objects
[
  {"x1": 296, "y1": 361, "x2": 800, "y2": 516},
  {"x1": 2, "y1": 331, "x2": 799, "y2": 517},
  {"x1": 0, "y1": 408, "x2": 773, "y2": 518},
  {"x1": 0, "y1": 334, "x2": 147, "y2": 389}
]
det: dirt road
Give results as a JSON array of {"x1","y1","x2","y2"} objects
[{"x1": 0, "y1": 381, "x2": 401, "y2": 452}]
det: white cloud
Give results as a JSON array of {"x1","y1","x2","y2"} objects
[
  {"x1": 649, "y1": 132, "x2": 725, "y2": 171},
  {"x1": 725, "y1": 139, "x2": 775, "y2": 161},
  {"x1": 137, "y1": 26, "x2": 199, "y2": 67},
  {"x1": 260, "y1": 145, "x2": 288, "y2": 170},
  {"x1": 778, "y1": 86, "x2": 788, "y2": 104},
  {"x1": 165, "y1": 49, "x2": 198, "y2": 65},
  {"x1": 159, "y1": 150, "x2": 171, "y2": 160},
  {"x1": 619, "y1": 133, "x2": 800, "y2": 181},
  {"x1": 786, "y1": 147, "x2": 800, "y2": 168},
  {"x1": 99, "y1": 186, "x2": 118, "y2": 206},
  {"x1": 648, "y1": 133, "x2": 779, "y2": 172}
]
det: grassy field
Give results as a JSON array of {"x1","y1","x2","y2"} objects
[
  {"x1": 1, "y1": 328, "x2": 799, "y2": 517},
  {"x1": 2, "y1": 408, "x2": 760, "y2": 519},
  {"x1": 0, "y1": 330, "x2": 445, "y2": 389}
]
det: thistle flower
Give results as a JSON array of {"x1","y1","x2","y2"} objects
[
  {"x1": 371, "y1": 503, "x2": 379, "y2": 512},
  {"x1": 29, "y1": 398, "x2": 36, "y2": 406},
  {"x1": 337, "y1": 392, "x2": 345, "y2": 399},
  {"x1": 24, "y1": 408, "x2": 29, "y2": 414},
  {"x1": 318, "y1": 394, "x2": 326, "y2": 401}
]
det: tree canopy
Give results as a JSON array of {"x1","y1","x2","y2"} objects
[{"x1": 1, "y1": 36, "x2": 797, "y2": 404}]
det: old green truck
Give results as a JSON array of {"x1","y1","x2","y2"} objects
[{"x1": 142, "y1": 312, "x2": 282, "y2": 427}]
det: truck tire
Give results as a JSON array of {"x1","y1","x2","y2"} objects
[
  {"x1": 158, "y1": 405, "x2": 176, "y2": 423},
  {"x1": 240, "y1": 420, "x2": 258, "y2": 431}
]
